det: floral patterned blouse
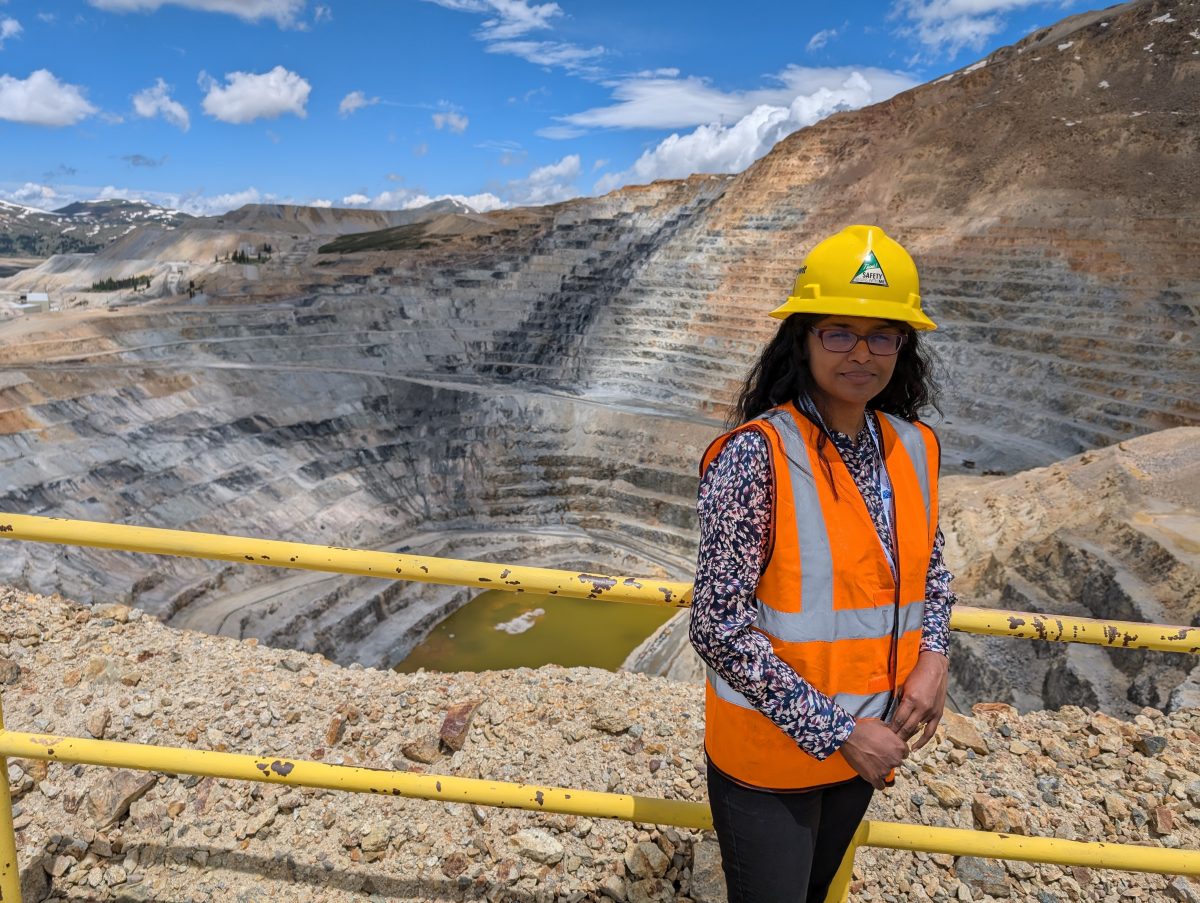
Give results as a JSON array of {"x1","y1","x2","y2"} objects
[{"x1": 689, "y1": 417, "x2": 956, "y2": 761}]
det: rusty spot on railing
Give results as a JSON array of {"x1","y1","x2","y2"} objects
[{"x1": 577, "y1": 574, "x2": 617, "y2": 597}]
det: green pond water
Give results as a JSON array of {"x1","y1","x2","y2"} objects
[{"x1": 395, "y1": 589, "x2": 678, "y2": 673}]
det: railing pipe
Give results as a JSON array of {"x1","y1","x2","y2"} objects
[
  {"x1": 0, "y1": 719, "x2": 1197, "y2": 900},
  {"x1": 950, "y1": 604, "x2": 1200, "y2": 653},
  {"x1": 0, "y1": 513, "x2": 691, "y2": 607},
  {"x1": 859, "y1": 817, "x2": 1200, "y2": 873},
  {"x1": 0, "y1": 698, "x2": 19, "y2": 903},
  {"x1": 3, "y1": 513, "x2": 1200, "y2": 653},
  {"x1": 825, "y1": 822, "x2": 866, "y2": 903},
  {"x1": 0, "y1": 727, "x2": 711, "y2": 831}
]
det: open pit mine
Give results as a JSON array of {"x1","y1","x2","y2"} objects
[{"x1": 0, "y1": 0, "x2": 1197, "y2": 726}]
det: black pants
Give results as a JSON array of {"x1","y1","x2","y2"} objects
[{"x1": 706, "y1": 759, "x2": 874, "y2": 903}]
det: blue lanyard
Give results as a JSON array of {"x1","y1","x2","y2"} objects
[
  {"x1": 863, "y1": 413, "x2": 899, "y2": 579},
  {"x1": 799, "y1": 396, "x2": 898, "y2": 577}
]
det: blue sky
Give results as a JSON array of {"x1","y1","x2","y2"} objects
[{"x1": 0, "y1": 0, "x2": 1085, "y2": 215}]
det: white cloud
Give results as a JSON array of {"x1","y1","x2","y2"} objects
[
  {"x1": 310, "y1": 198, "x2": 333, "y2": 207},
  {"x1": 87, "y1": 0, "x2": 306, "y2": 28},
  {"x1": 535, "y1": 124, "x2": 585, "y2": 139},
  {"x1": 325, "y1": 154, "x2": 582, "y2": 214},
  {"x1": 562, "y1": 66, "x2": 915, "y2": 133},
  {"x1": 413, "y1": 142, "x2": 429, "y2": 156},
  {"x1": 200, "y1": 66, "x2": 310, "y2": 124},
  {"x1": 178, "y1": 186, "x2": 269, "y2": 214},
  {"x1": 432, "y1": 110, "x2": 469, "y2": 132},
  {"x1": 338, "y1": 90, "x2": 379, "y2": 117},
  {"x1": 132, "y1": 78, "x2": 190, "y2": 131},
  {"x1": 0, "y1": 70, "x2": 97, "y2": 127},
  {"x1": 0, "y1": 182, "x2": 60, "y2": 209},
  {"x1": 399, "y1": 191, "x2": 506, "y2": 212},
  {"x1": 593, "y1": 69, "x2": 917, "y2": 193},
  {"x1": 92, "y1": 184, "x2": 265, "y2": 215},
  {"x1": 891, "y1": 0, "x2": 1045, "y2": 58},
  {"x1": 807, "y1": 28, "x2": 838, "y2": 51},
  {"x1": 507, "y1": 153, "x2": 580, "y2": 205},
  {"x1": 89, "y1": 183, "x2": 266, "y2": 215},
  {"x1": 313, "y1": 4, "x2": 331, "y2": 22},
  {"x1": 0, "y1": 179, "x2": 280, "y2": 216},
  {"x1": 485, "y1": 39, "x2": 604, "y2": 72},
  {"x1": 328, "y1": 185, "x2": 507, "y2": 213},
  {"x1": 0, "y1": 16, "x2": 22, "y2": 47},
  {"x1": 353, "y1": 154, "x2": 582, "y2": 211},
  {"x1": 422, "y1": 0, "x2": 559, "y2": 37},
  {"x1": 421, "y1": 0, "x2": 603, "y2": 74}
]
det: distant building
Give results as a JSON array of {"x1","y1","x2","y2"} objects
[{"x1": 19, "y1": 292, "x2": 50, "y2": 312}]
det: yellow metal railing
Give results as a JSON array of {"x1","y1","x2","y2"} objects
[
  {"x1": 0, "y1": 699, "x2": 1197, "y2": 903},
  {"x1": 1, "y1": 511, "x2": 1198, "y2": 901},
  {"x1": 2, "y1": 513, "x2": 1198, "y2": 653},
  {"x1": 823, "y1": 817, "x2": 1200, "y2": 903}
]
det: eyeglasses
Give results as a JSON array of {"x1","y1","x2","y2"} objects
[{"x1": 810, "y1": 327, "x2": 906, "y2": 356}]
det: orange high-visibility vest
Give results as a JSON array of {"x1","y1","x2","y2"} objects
[{"x1": 700, "y1": 402, "x2": 940, "y2": 791}]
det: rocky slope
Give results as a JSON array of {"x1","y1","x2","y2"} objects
[
  {"x1": 0, "y1": 0, "x2": 1195, "y2": 715},
  {"x1": 0, "y1": 200, "x2": 475, "y2": 299},
  {"x1": 0, "y1": 200, "x2": 192, "y2": 258},
  {"x1": 1, "y1": 587, "x2": 1197, "y2": 903},
  {"x1": 940, "y1": 426, "x2": 1200, "y2": 717}
]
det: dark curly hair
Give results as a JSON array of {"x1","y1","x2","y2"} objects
[{"x1": 728, "y1": 313, "x2": 941, "y2": 428}]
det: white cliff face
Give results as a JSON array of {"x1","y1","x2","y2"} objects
[{"x1": 0, "y1": 1, "x2": 1195, "y2": 716}]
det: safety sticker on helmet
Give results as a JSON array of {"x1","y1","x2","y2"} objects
[{"x1": 849, "y1": 252, "x2": 888, "y2": 288}]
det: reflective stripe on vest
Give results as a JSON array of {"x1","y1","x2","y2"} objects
[
  {"x1": 883, "y1": 412, "x2": 931, "y2": 524},
  {"x1": 707, "y1": 666, "x2": 894, "y2": 722}
]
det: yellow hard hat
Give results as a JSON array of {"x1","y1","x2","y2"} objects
[{"x1": 769, "y1": 224, "x2": 936, "y2": 330}]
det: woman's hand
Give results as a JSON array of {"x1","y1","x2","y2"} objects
[
  {"x1": 839, "y1": 718, "x2": 909, "y2": 790},
  {"x1": 889, "y1": 650, "x2": 949, "y2": 751}
]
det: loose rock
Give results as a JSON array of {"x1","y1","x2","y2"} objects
[
  {"x1": 941, "y1": 710, "x2": 989, "y2": 755},
  {"x1": 439, "y1": 699, "x2": 481, "y2": 751},
  {"x1": 86, "y1": 771, "x2": 157, "y2": 828},
  {"x1": 514, "y1": 828, "x2": 564, "y2": 865}
]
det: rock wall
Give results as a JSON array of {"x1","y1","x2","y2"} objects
[
  {"x1": 940, "y1": 426, "x2": 1200, "y2": 716},
  {"x1": 0, "y1": 180, "x2": 722, "y2": 668},
  {"x1": 0, "y1": 0, "x2": 1196, "y2": 709}
]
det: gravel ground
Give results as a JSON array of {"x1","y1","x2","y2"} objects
[{"x1": 0, "y1": 586, "x2": 1197, "y2": 903}]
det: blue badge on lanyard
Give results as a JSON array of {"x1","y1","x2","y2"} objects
[{"x1": 865, "y1": 414, "x2": 898, "y2": 579}]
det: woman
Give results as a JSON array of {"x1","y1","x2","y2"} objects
[{"x1": 689, "y1": 225, "x2": 955, "y2": 903}]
